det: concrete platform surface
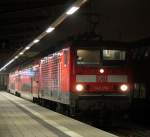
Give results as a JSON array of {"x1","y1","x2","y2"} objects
[{"x1": 0, "y1": 91, "x2": 118, "y2": 137}]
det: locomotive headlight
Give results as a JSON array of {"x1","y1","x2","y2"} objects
[
  {"x1": 76, "y1": 84, "x2": 84, "y2": 92},
  {"x1": 120, "y1": 84, "x2": 128, "y2": 92},
  {"x1": 100, "y1": 68, "x2": 104, "y2": 74}
]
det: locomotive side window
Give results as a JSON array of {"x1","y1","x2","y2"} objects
[
  {"x1": 77, "y1": 49, "x2": 100, "y2": 65},
  {"x1": 103, "y1": 50, "x2": 126, "y2": 61}
]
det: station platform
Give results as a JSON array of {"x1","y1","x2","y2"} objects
[{"x1": 0, "y1": 91, "x2": 118, "y2": 137}]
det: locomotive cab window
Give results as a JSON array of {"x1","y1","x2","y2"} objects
[
  {"x1": 103, "y1": 50, "x2": 126, "y2": 65},
  {"x1": 103, "y1": 50, "x2": 126, "y2": 61},
  {"x1": 76, "y1": 49, "x2": 100, "y2": 65}
]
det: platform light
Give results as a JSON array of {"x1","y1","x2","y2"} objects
[
  {"x1": 25, "y1": 46, "x2": 31, "y2": 50},
  {"x1": 33, "y1": 39, "x2": 40, "y2": 43},
  {"x1": 19, "y1": 52, "x2": 24, "y2": 55},
  {"x1": 11, "y1": 59, "x2": 15, "y2": 62},
  {"x1": 15, "y1": 56, "x2": 19, "y2": 59},
  {"x1": 46, "y1": 27, "x2": 55, "y2": 33},
  {"x1": 66, "y1": 6, "x2": 79, "y2": 15},
  {"x1": 0, "y1": 67, "x2": 5, "y2": 71}
]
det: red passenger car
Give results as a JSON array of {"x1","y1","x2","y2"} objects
[{"x1": 9, "y1": 41, "x2": 133, "y2": 117}]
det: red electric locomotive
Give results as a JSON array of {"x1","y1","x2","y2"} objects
[{"x1": 8, "y1": 41, "x2": 133, "y2": 119}]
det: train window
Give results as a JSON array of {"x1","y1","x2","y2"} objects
[
  {"x1": 77, "y1": 49, "x2": 100, "y2": 65},
  {"x1": 103, "y1": 50, "x2": 126, "y2": 61}
]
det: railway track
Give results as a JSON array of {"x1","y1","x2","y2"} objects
[
  {"x1": 77, "y1": 114, "x2": 150, "y2": 137},
  {"x1": 108, "y1": 123, "x2": 150, "y2": 137}
]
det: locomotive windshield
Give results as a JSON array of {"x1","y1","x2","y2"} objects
[
  {"x1": 76, "y1": 49, "x2": 126, "y2": 66},
  {"x1": 103, "y1": 50, "x2": 126, "y2": 61},
  {"x1": 77, "y1": 49, "x2": 100, "y2": 65},
  {"x1": 103, "y1": 49, "x2": 126, "y2": 66}
]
